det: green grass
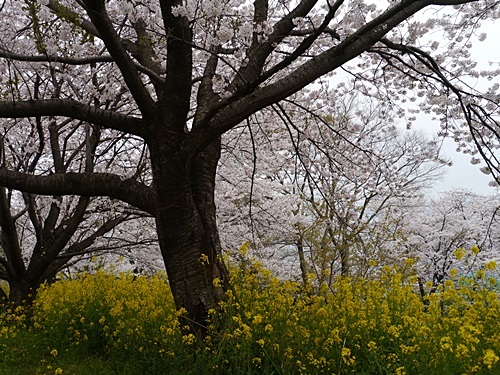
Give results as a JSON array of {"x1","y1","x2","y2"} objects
[{"x1": 0, "y1": 328, "x2": 176, "y2": 375}]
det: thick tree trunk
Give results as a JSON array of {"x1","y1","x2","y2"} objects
[
  {"x1": 150, "y1": 135, "x2": 229, "y2": 333},
  {"x1": 8, "y1": 278, "x2": 36, "y2": 306}
]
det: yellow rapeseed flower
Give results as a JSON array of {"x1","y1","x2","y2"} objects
[
  {"x1": 440, "y1": 336, "x2": 453, "y2": 352},
  {"x1": 471, "y1": 245, "x2": 480, "y2": 255},
  {"x1": 400, "y1": 344, "x2": 420, "y2": 355},
  {"x1": 199, "y1": 253, "x2": 209, "y2": 265},
  {"x1": 388, "y1": 325, "x2": 401, "y2": 339},
  {"x1": 182, "y1": 333, "x2": 196, "y2": 345},
  {"x1": 405, "y1": 258, "x2": 415, "y2": 267},
  {"x1": 444, "y1": 279, "x2": 455, "y2": 288},
  {"x1": 341, "y1": 347, "x2": 351, "y2": 357},
  {"x1": 454, "y1": 247, "x2": 466, "y2": 261},
  {"x1": 341, "y1": 347, "x2": 356, "y2": 366},
  {"x1": 239, "y1": 241, "x2": 250, "y2": 256},
  {"x1": 54, "y1": 368, "x2": 63, "y2": 375},
  {"x1": 483, "y1": 349, "x2": 499, "y2": 369},
  {"x1": 367, "y1": 341, "x2": 377, "y2": 351},
  {"x1": 252, "y1": 314, "x2": 263, "y2": 325},
  {"x1": 449, "y1": 268, "x2": 459, "y2": 278},
  {"x1": 176, "y1": 308, "x2": 187, "y2": 317},
  {"x1": 485, "y1": 261, "x2": 497, "y2": 271},
  {"x1": 295, "y1": 360, "x2": 306, "y2": 371}
]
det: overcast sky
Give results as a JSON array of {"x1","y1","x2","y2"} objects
[
  {"x1": 431, "y1": 138, "x2": 497, "y2": 195},
  {"x1": 418, "y1": 19, "x2": 499, "y2": 197}
]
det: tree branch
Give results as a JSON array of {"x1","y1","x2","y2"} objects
[
  {"x1": 0, "y1": 99, "x2": 145, "y2": 138},
  {"x1": 48, "y1": 0, "x2": 101, "y2": 37},
  {"x1": 0, "y1": 47, "x2": 114, "y2": 65},
  {"x1": 0, "y1": 169, "x2": 156, "y2": 215},
  {"x1": 0, "y1": 47, "x2": 165, "y2": 85},
  {"x1": 42, "y1": 214, "x2": 132, "y2": 278},
  {"x1": 82, "y1": 0, "x2": 156, "y2": 116},
  {"x1": 201, "y1": 0, "x2": 453, "y2": 142},
  {"x1": 158, "y1": 0, "x2": 193, "y2": 128},
  {"x1": 0, "y1": 188, "x2": 25, "y2": 279},
  {"x1": 227, "y1": 0, "x2": 321, "y2": 92}
]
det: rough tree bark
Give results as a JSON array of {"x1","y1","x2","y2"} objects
[{"x1": 149, "y1": 128, "x2": 229, "y2": 330}]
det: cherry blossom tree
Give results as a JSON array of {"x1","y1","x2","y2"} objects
[
  {"x1": 217, "y1": 95, "x2": 447, "y2": 286},
  {"x1": 0, "y1": 52, "x2": 158, "y2": 303},
  {"x1": 403, "y1": 189, "x2": 500, "y2": 291},
  {"x1": 216, "y1": 106, "x2": 309, "y2": 277},
  {"x1": 0, "y1": 0, "x2": 498, "y2": 329},
  {"x1": 294, "y1": 124, "x2": 445, "y2": 284}
]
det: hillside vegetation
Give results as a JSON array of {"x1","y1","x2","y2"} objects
[{"x1": 0, "y1": 248, "x2": 499, "y2": 375}]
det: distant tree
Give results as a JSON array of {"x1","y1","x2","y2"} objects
[
  {"x1": 0, "y1": 0, "x2": 498, "y2": 329},
  {"x1": 218, "y1": 96, "x2": 446, "y2": 287},
  {"x1": 403, "y1": 189, "x2": 500, "y2": 291}
]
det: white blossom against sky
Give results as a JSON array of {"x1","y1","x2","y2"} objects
[{"x1": 418, "y1": 20, "x2": 499, "y2": 195}]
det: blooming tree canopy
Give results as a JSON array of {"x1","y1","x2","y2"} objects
[
  {"x1": 0, "y1": 0, "x2": 498, "y2": 328},
  {"x1": 403, "y1": 189, "x2": 500, "y2": 288},
  {"x1": 217, "y1": 95, "x2": 447, "y2": 284}
]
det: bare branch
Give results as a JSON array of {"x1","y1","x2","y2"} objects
[
  {"x1": 0, "y1": 47, "x2": 113, "y2": 65},
  {"x1": 39, "y1": 213, "x2": 131, "y2": 278},
  {"x1": 289, "y1": 27, "x2": 340, "y2": 39}
]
